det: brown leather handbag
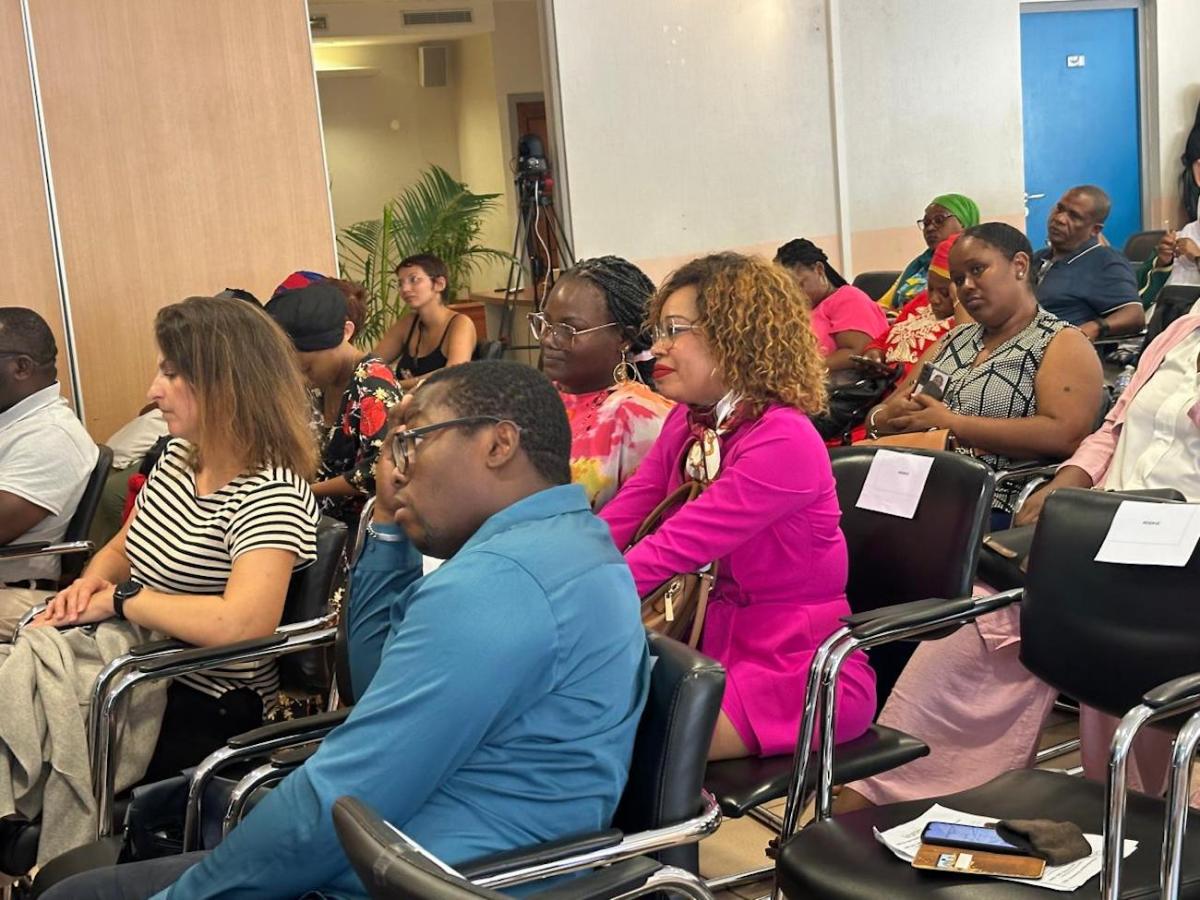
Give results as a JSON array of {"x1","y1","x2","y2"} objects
[
  {"x1": 629, "y1": 480, "x2": 717, "y2": 648},
  {"x1": 855, "y1": 428, "x2": 951, "y2": 451}
]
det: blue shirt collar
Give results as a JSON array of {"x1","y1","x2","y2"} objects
[
  {"x1": 0, "y1": 383, "x2": 64, "y2": 432},
  {"x1": 1056, "y1": 236, "x2": 1101, "y2": 264},
  {"x1": 459, "y1": 484, "x2": 592, "y2": 554}
]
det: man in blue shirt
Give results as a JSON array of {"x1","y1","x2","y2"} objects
[
  {"x1": 1030, "y1": 185, "x2": 1144, "y2": 339},
  {"x1": 48, "y1": 360, "x2": 651, "y2": 899}
]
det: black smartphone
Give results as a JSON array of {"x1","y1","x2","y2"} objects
[
  {"x1": 920, "y1": 821, "x2": 1025, "y2": 856},
  {"x1": 912, "y1": 364, "x2": 948, "y2": 402}
]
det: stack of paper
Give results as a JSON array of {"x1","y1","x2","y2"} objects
[{"x1": 873, "y1": 803, "x2": 1138, "y2": 892}]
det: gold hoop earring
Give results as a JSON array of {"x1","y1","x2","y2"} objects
[{"x1": 613, "y1": 352, "x2": 641, "y2": 385}]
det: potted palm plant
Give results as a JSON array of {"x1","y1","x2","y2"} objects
[{"x1": 338, "y1": 165, "x2": 513, "y2": 348}]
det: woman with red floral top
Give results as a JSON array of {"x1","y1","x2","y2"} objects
[{"x1": 266, "y1": 281, "x2": 401, "y2": 527}]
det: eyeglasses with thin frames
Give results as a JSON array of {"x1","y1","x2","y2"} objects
[
  {"x1": 650, "y1": 321, "x2": 698, "y2": 345},
  {"x1": 390, "y1": 416, "x2": 518, "y2": 475},
  {"x1": 528, "y1": 313, "x2": 618, "y2": 348},
  {"x1": 917, "y1": 213, "x2": 958, "y2": 231}
]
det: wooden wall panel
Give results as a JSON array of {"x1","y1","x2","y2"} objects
[
  {"x1": 0, "y1": 0, "x2": 72, "y2": 404},
  {"x1": 28, "y1": 0, "x2": 336, "y2": 439}
]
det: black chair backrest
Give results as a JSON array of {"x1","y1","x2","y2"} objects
[
  {"x1": 473, "y1": 340, "x2": 505, "y2": 361},
  {"x1": 64, "y1": 444, "x2": 113, "y2": 543},
  {"x1": 612, "y1": 631, "x2": 725, "y2": 871},
  {"x1": 334, "y1": 796, "x2": 508, "y2": 900},
  {"x1": 60, "y1": 444, "x2": 114, "y2": 582},
  {"x1": 851, "y1": 271, "x2": 901, "y2": 303},
  {"x1": 1123, "y1": 229, "x2": 1165, "y2": 263},
  {"x1": 831, "y1": 447, "x2": 993, "y2": 613},
  {"x1": 278, "y1": 516, "x2": 348, "y2": 693},
  {"x1": 832, "y1": 447, "x2": 995, "y2": 702},
  {"x1": 1143, "y1": 285, "x2": 1200, "y2": 352},
  {"x1": 1022, "y1": 489, "x2": 1200, "y2": 718}
]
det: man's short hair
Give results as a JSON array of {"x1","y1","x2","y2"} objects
[
  {"x1": 421, "y1": 360, "x2": 571, "y2": 486},
  {"x1": 1069, "y1": 185, "x2": 1112, "y2": 225},
  {"x1": 0, "y1": 308, "x2": 56, "y2": 365}
]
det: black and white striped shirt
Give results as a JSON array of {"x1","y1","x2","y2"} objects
[{"x1": 127, "y1": 440, "x2": 319, "y2": 709}]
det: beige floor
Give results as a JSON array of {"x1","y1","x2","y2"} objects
[{"x1": 700, "y1": 709, "x2": 1082, "y2": 900}]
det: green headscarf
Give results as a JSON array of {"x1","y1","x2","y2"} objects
[{"x1": 931, "y1": 193, "x2": 980, "y2": 229}]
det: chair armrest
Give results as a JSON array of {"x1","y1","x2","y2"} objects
[
  {"x1": 269, "y1": 743, "x2": 321, "y2": 767},
  {"x1": 993, "y1": 463, "x2": 1060, "y2": 490},
  {"x1": 848, "y1": 590, "x2": 1022, "y2": 644},
  {"x1": 841, "y1": 597, "x2": 956, "y2": 628},
  {"x1": 1144, "y1": 674, "x2": 1200, "y2": 710},
  {"x1": 527, "y1": 857, "x2": 663, "y2": 900},
  {"x1": 134, "y1": 634, "x2": 288, "y2": 674},
  {"x1": 128, "y1": 638, "x2": 188, "y2": 657},
  {"x1": 457, "y1": 830, "x2": 624, "y2": 880},
  {"x1": 0, "y1": 540, "x2": 92, "y2": 561},
  {"x1": 227, "y1": 708, "x2": 350, "y2": 749}
]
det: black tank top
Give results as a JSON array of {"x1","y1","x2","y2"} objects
[{"x1": 394, "y1": 314, "x2": 461, "y2": 377}]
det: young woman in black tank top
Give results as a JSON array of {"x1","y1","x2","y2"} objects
[{"x1": 373, "y1": 253, "x2": 478, "y2": 389}]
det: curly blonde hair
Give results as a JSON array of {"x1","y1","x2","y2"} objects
[{"x1": 650, "y1": 252, "x2": 827, "y2": 414}]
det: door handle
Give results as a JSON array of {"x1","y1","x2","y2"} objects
[{"x1": 1024, "y1": 192, "x2": 1046, "y2": 201}]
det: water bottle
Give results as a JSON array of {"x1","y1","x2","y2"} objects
[{"x1": 1113, "y1": 365, "x2": 1135, "y2": 397}]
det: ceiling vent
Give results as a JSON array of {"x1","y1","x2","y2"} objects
[{"x1": 402, "y1": 9, "x2": 473, "y2": 27}]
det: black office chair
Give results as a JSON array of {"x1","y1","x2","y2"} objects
[
  {"x1": 851, "y1": 271, "x2": 901, "y2": 303},
  {"x1": 179, "y1": 631, "x2": 723, "y2": 895},
  {"x1": 1145, "y1": 285, "x2": 1200, "y2": 347},
  {"x1": 22, "y1": 516, "x2": 349, "y2": 892},
  {"x1": 1, "y1": 444, "x2": 113, "y2": 588},
  {"x1": 333, "y1": 796, "x2": 715, "y2": 900},
  {"x1": 775, "y1": 488, "x2": 1200, "y2": 899},
  {"x1": 702, "y1": 447, "x2": 993, "y2": 890},
  {"x1": 1123, "y1": 229, "x2": 1166, "y2": 263}
]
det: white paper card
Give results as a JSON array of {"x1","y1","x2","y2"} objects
[
  {"x1": 1094, "y1": 501, "x2": 1200, "y2": 567},
  {"x1": 422, "y1": 555, "x2": 444, "y2": 576},
  {"x1": 873, "y1": 803, "x2": 1137, "y2": 892},
  {"x1": 856, "y1": 449, "x2": 935, "y2": 519}
]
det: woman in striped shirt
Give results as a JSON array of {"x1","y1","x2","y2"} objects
[{"x1": 34, "y1": 296, "x2": 320, "y2": 777}]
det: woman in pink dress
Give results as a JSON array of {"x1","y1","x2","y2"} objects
[
  {"x1": 534, "y1": 256, "x2": 673, "y2": 510},
  {"x1": 600, "y1": 253, "x2": 876, "y2": 759},
  {"x1": 775, "y1": 239, "x2": 889, "y2": 372}
]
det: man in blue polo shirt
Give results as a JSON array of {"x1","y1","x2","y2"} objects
[
  {"x1": 1031, "y1": 185, "x2": 1144, "y2": 340},
  {"x1": 46, "y1": 360, "x2": 651, "y2": 900}
]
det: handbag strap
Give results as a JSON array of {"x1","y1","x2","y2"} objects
[{"x1": 630, "y1": 479, "x2": 704, "y2": 546}]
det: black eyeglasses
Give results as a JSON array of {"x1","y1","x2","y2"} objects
[
  {"x1": 917, "y1": 213, "x2": 958, "y2": 231},
  {"x1": 389, "y1": 416, "x2": 518, "y2": 475}
]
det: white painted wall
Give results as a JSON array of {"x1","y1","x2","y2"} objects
[
  {"x1": 1152, "y1": 0, "x2": 1200, "y2": 225},
  {"x1": 549, "y1": 0, "x2": 839, "y2": 266},
  {"x1": 548, "y1": 0, "x2": 1027, "y2": 279},
  {"x1": 837, "y1": 0, "x2": 1025, "y2": 269}
]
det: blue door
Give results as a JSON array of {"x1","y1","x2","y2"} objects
[{"x1": 1020, "y1": 8, "x2": 1142, "y2": 252}]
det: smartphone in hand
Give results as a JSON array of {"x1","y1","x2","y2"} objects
[{"x1": 912, "y1": 364, "x2": 949, "y2": 402}]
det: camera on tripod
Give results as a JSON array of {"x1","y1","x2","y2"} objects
[{"x1": 516, "y1": 133, "x2": 550, "y2": 179}]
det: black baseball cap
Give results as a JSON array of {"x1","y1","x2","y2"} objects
[{"x1": 265, "y1": 282, "x2": 348, "y2": 352}]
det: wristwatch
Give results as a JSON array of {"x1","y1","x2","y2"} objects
[{"x1": 113, "y1": 580, "x2": 144, "y2": 620}]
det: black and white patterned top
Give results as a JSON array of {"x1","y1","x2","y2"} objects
[
  {"x1": 128, "y1": 440, "x2": 320, "y2": 709},
  {"x1": 931, "y1": 309, "x2": 1067, "y2": 509}
]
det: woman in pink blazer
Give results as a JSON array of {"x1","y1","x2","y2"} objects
[{"x1": 600, "y1": 253, "x2": 876, "y2": 760}]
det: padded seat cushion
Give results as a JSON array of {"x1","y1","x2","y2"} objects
[
  {"x1": 706, "y1": 725, "x2": 929, "y2": 818},
  {"x1": 777, "y1": 768, "x2": 1200, "y2": 899}
]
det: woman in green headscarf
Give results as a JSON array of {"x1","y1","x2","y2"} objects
[{"x1": 877, "y1": 193, "x2": 980, "y2": 312}]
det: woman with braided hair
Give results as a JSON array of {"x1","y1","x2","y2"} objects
[{"x1": 530, "y1": 256, "x2": 673, "y2": 510}]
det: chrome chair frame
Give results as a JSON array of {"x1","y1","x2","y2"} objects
[{"x1": 773, "y1": 587, "x2": 1200, "y2": 900}]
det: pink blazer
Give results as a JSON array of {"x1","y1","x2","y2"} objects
[{"x1": 601, "y1": 403, "x2": 876, "y2": 755}]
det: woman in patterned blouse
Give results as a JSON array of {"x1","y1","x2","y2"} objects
[
  {"x1": 865, "y1": 223, "x2": 1102, "y2": 522},
  {"x1": 532, "y1": 256, "x2": 673, "y2": 510},
  {"x1": 266, "y1": 281, "x2": 401, "y2": 527}
]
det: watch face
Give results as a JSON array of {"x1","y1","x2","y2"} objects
[{"x1": 116, "y1": 580, "x2": 142, "y2": 599}]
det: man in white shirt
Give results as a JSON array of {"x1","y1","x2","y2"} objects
[{"x1": 0, "y1": 308, "x2": 98, "y2": 639}]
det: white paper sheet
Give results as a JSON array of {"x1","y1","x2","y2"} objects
[
  {"x1": 873, "y1": 803, "x2": 1137, "y2": 892},
  {"x1": 855, "y1": 449, "x2": 935, "y2": 520},
  {"x1": 1094, "y1": 501, "x2": 1200, "y2": 567},
  {"x1": 422, "y1": 555, "x2": 443, "y2": 576}
]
